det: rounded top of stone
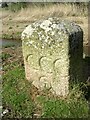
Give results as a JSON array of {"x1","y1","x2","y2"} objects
[{"x1": 21, "y1": 17, "x2": 82, "y2": 40}]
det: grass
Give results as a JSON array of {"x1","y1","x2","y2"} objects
[
  {"x1": 2, "y1": 51, "x2": 89, "y2": 118},
  {"x1": 1, "y1": 3, "x2": 89, "y2": 118},
  {"x1": 6, "y1": 3, "x2": 28, "y2": 12},
  {"x1": 37, "y1": 95, "x2": 89, "y2": 118},
  {"x1": 0, "y1": 53, "x2": 12, "y2": 61},
  {"x1": 2, "y1": 64, "x2": 35, "y2": 118},
  {"x1": 1, "y1": 3, "x2": 88, "y2": 44}
]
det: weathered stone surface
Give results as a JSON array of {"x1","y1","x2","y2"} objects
[{"x1": 21, "y1": 17, "x2": 83, "y2": 96}]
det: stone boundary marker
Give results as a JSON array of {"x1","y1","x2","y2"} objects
[{"x1": 21, "y1": 17, "x2": 83, "y2": 97}]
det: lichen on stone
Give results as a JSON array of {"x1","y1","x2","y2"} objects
[{"x1": 22, "y1": 17, "x2": 83, "y2": 97}]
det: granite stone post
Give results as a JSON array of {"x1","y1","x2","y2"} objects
[{"x1": 21, "y1": 17, "x2": 83, "y2": 96}]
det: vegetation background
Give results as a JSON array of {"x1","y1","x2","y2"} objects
[{"x1": 1, "y1": 2, "x2": 90, "y2": 119}]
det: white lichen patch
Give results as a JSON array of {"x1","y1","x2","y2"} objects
[
  {"x1": 21, "y1": 17, "x2": 81, "y2": 48},
  {"x1": 40, "y1": 20, "x2": 52, "y2": 32},
  {"x1": 22, "y1": 25, "x2": 35, "y2": 39},
  {"x1": 51, "y1": 24, "x2": 57, "y2": 29}
]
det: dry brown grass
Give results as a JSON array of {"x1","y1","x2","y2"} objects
[
  {"x1": 13, "y1": 3, "x2": 88, "y2": 22},
  {"x1": 1, "y1": 3, "x2": 88, "y2": 45}
]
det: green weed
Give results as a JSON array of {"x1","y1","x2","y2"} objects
[
  {"x1": 1, "y1": 53, "x2": 12, "y2": 61},
  {"x1": 7, "y1": 3, "x2": 28, "y2": 12},
  {"x1": 2, "y1": 53, "x2": 89, "y2": 118},
  {"x1": 37, "y1": 88, "x2": 89, "y2": 118},
  {"x1": 2, "y1": 66, "x2": 35, "y2": 118},
  {"x1": 9, "y1": 27, "x2": 13, "y2": 29}
]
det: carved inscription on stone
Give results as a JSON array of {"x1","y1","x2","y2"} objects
[{"x1": 22, "y1": 17, "x2": 83, "y2": 96}]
